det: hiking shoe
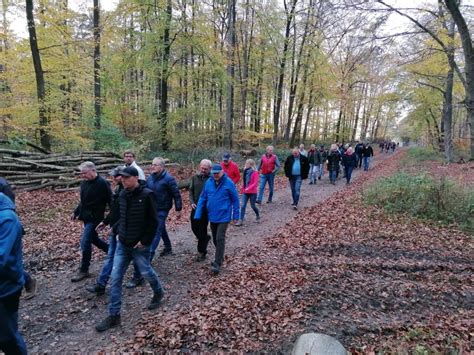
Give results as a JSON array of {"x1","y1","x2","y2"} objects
[
  {"x1": 125, "y1": 278, "x2": 144, "y2": 289},
  {"x1": 210, "y1": 261, "x2": 220, "y2": 274},
  {"x1": 24, "y1": 276, "x2": 37, "y2": 299},
  {"x1": 86, "y1": 284, "x2": 105, "y2": 296},
  {"x1": 148, "y1": 289, "x2": 164, "y2": 310},
  {"x1": 71, "y1": 270, "x2": 90, "y2": 283},
  {"x1": 235, "y1": 220, "x2": 243, "y2": 226},
  {"x1": 159, "y1": 249, "x2": 174, "y2": 257},
  {"x1": 195, "y1": 253, "x2": 207, "y2": 262},
  {"x1": 95, "y1": 315, "x2": 121, "y2": 332}
]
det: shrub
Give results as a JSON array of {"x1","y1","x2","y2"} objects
[
  {"x1": 404, "y1": 147, "x2": 444, "y2": 164},
  {"x1": 364, "y1": 173, "x2": 474, "y2": 233}
]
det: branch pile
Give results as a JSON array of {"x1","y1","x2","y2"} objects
[{"x1": 0, "y1": 148, "x2": 124, "y2": 192}]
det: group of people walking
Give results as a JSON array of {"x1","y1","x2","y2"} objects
[{"x1": 0, "y1": 141, "x2": 378, "y2": 352}]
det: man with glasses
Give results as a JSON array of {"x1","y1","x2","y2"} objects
[
  {"x1": 123, "y1": 150, "x2": 145, "y2": 182},
  {"x1": 71, "y1": 162, "x2": 112, "y2": 282}
]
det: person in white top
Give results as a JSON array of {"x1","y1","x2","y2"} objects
[
  {"x1": 123, "y1": 150, "x2": 146, "y2": 181},
  {"x1": 299, "y1": 143, "x2": 308, "y2": 157}
]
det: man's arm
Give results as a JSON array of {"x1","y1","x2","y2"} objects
[
  {"x1": 0, "y1": 217, "x2": 20, "y2": 269},
  {"x1": 274, "y1": 156, "x2": 281, "y2": 173},
  {"x1": 169, "y1": 177, "x2": 183, "y2": 211},
  {"x1": 194, "y1": 183, "x2": 208, "y2": 220}
]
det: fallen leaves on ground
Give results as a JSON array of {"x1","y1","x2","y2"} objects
[{"x1": 122, "y1": 151, "x2": 472, "y2": 353}]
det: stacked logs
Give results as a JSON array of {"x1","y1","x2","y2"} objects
[{"x1": 0, "y1": 149, "x2": 127, "y2": 192}]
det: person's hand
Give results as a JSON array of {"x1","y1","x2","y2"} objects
[
  {"x1": 191, "y1": 203, "x2": 197, "y2": 210},
  {"x1": 176, "y1": 210, "x2": 182, "y2": 219},
  {"x1": 95, "y1": 222, "x2": 106, "y2": 232}
]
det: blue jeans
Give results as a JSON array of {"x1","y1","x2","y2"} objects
[
  {"x1": 80, "y1": 222, "x2": 109, "y2": 272},
  {"x1": 97, "y1": 234, "x2": 116, "y2": 287},
  {"x1": 0, "y1": 292, "x2": 27, "y2": 355},
  {"x1": 329, "y1": 170, "x2": 337, "y2": 183},
  {"x1": 319, "y1": 164, "x2": 324, "y2": 178},
  {"x1": 257, "y1": 173, "x2": 275, "y2": 203},
  {"x1": 108, "y1": 241, "x2": 163, "y2": 316},
  {"x1": 309, "y1": 164, "x2": 320, "y2": 183},
  {"x1": 240, "y1": 193, "x2": 259, "y2": 221},
  {"x1": 363, "y1": 157, "x2": 370, "y2": 171},
  {"x1": 344, "y1": 166, "x2": 354, "y2": 183},
  {"x1": 289, "y1": 176, "x2": 302, "y2": 206},
  {"x1": 150, "y1": 210, "x2": 171, "y2": 260}
]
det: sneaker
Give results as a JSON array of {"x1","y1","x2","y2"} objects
[
  {"x1": 86, "y1": 284, "x2": 105, "y2": 296},
  {"x1": 195, "y1": 252, "x2": 207, "y2": 262},
  {"x1": 210, "y1": 262, "x2": 220, "y2": 275},
  {"x1": 159, "y1": 249, "x2": 174, "y2": 257},
  {"x1": 125, "y1": 278, "x2": 144, "y2": 289},
  {"x1": 293, "y1": 205, "x2": 298, "y2": 210},
  {"x1": 255, "y1": 200, "x2": 262, "y2": 205},
  {"x1": 148, "y1": 289, "x2": 165, "y2": 310},
  {"x1": 95, "y1": 315, "x2": 121, "y2": 332},
  {"x1": 71, "y1": 270, "x2": 90, "y2": 283},
  {"x1": 235, "y1": 220, "x2": 243, "y2": 226},
  {"x1": 24, "y1": 277, "x2": 37, "y2": 299}
]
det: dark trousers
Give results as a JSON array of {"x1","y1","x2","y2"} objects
[
  {"x1": 0, "y1": 292, "x2": 27, "y2": 355},
  {"x1": 190, "y1": 209, "x2": 211, "y2": 254},
  {"x1": 344, "y1": 166, "x2": 354, "y2": 183},
  {"x1": 80, "y1": 222, "x2": 109, "y2": 272},
  {"x1": 210, "y1": 222, "x2": 228, "y2": 266}
]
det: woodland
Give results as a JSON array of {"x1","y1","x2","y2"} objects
[
  {"x1": 0, "y1": 1, "x2": 473, "y2": 353},
  {"x1": 0, "y1": 0, "x2": 472, "y2": 162}
]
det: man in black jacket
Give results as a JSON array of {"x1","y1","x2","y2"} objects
[
  {"x1": 284, "y1": 148, "x2": 310, "y2": 210},
  {"x1": 95, "y1": 166, "x2": 164, "y2": 332},
  {"x1": 189, "y1": 159, "x2": 212, "y2": 261},
  {"x1": 362, "y1": 143, "x2": 374, "y2": 171},
  {"x1": 71, "y1": 162, "x2": 112, "y2": 282},
  {"x1": 85, "y1": 167, "x2": 123, "y2": 296}
]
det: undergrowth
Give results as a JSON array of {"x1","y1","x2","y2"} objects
[{"x1": 364, "y1": 173, "x2": 473, "y2": 233}]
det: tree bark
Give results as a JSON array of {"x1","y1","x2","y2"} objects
[
  {"x1": 224, "y1": 0, "x2": 236, "y2": 149},
  {"x1": 26, "y1": 0, "x2": 51, "y2": 151},
  {"x1": 272, "y1": 0, "x2": 297, "y2": 145},
  {"x1": 93, "y1": 0, "x2": 101, "y2": 129},
  {"x1": 444, "y1": 0, "x2": 474, "y2": 160}
]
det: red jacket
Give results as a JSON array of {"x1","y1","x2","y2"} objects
[
  {"x1": 240, "y1": 169, "x2": 259, "y2": 194},
  {"x1": 221, "y1": 161, "x2": 240, "y2": 184}
]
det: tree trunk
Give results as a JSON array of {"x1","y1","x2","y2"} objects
[
  {"x1": 272, "y1": 0, "x2": 297, "y2": 145},
  {"x1": 26, "y1": 0, "x2": 51, "y2": 151},
  {"x1": 224, "y1": 0, "x2": 236, "y2": 149},
  {"x1": 444, "y1": 0, "x2": 474, "y2": 160},
  {"x1": 93, "y1": 0, "x2": 101, "y2": 129}
]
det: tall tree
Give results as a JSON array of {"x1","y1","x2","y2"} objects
[
  {"x1": 93, "y1": 0, "x2": 101, "y2": 129},
  {"x1": 26, "y1": 0, "x2": 51, "y2": 151},
  {"x1": 224, "y1": 0, "x2": 236, "y2": 148}
]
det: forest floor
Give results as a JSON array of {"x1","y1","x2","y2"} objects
[{"x1": 16, "y1": 150, "x2": 472, "y2": 353}]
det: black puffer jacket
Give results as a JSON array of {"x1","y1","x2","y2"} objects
[
  {"x1": 117, "y1": 184, "x2": 158, "y2": 247},
  {"x1": 74, "y1": 175, "x2": 112, "y2": 223},
  {"x1": 327, "y1": 151, "x2": 341, "y2": 171},
  {"x1": 342, "y1": 153, "x2": 357, "y2": 168}
]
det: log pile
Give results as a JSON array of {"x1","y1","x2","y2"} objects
[{"x1": 0, "y1": 149, "x2": 126, "y2": 192}]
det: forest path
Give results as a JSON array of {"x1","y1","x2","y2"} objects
[{"x1": 21, "y1": 150, "x2": 396, "y2": 353}]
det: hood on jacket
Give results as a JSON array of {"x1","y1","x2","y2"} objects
[{"x1": 0, "y1": 192, "x2": 16, "y2": 212}]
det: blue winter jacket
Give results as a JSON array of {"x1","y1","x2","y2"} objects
[
  {"x1": 146, "y1": 170, "x2": 183, "y2": 212},
  {"x1": 194, "y1": 174, "x2": 240, "y2": 223},
  {"x1": 0, "y1": 192, "x2": 25, "y2": 298}
]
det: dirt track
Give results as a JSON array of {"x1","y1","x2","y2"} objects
[{"x1": 20, "y1": 152, "x2": 394, "y2": 353}]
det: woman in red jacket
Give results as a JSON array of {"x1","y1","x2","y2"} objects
[{"x1": 235, "y1": 159, "x2": 260, "y2": 226}]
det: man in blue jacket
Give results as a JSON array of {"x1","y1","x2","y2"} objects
[
  {"x1": 0, "y1": 192, "x2": 27, "y2": 355},
  {"x1": 194, "y1": 164, "x2": 240, "y2": 274}
]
